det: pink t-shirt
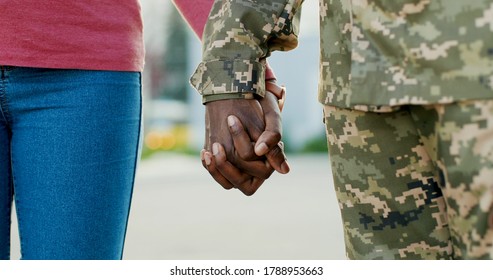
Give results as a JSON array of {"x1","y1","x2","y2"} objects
[
  {"x1": 0, "y1": 0, "x2": 275, "y2": 79},
  {"x1": 173, "y1": 0, "x2": 212, "y2": 39},
  {"x1": 0, "y1": 1, "x2": 144, "y2": 72}
]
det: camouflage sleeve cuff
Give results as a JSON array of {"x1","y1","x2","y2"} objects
[
  {"x1": 190, "y1": 0, "x2": 302, "y2": 104},
  {"x1": 190, "y1": 59, "x2": 266, "y2": 104},
  {"x1": 201, "y1": 93, "x2": 255, "y2": 104}
]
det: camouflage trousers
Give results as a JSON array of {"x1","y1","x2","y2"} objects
[{"x1": 324, "y1": 100, "x2": 493, "y2": 259}]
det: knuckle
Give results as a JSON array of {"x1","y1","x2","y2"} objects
[
  {"x1": 240, "y1": 179, "x2": 264, "y2": 196},
  {"x1": 241, "y1": 187, "x2": 256, "y2": 196},
  {"x1": 222, "y1": 184, "x2": 234, "y2": 190},
  {"x1": 267, "y1": 146, "x2": 283, "y2": 159},
  {"x1": 234, "y1": 177, "x2": 250, "y2": 187},
  {"x1": 271, "y1": 132, "x2": 282, "y2": 143},
  {"x1": 263, "y1": 131, "x2": 281, "y2": 144}
]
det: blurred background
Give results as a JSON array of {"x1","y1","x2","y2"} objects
[
  {"x1": 10, "y1": 0, "x2": 345, "y2": 260},
  {"x1": 140, "y1": 0, "x2": 325, "y2": 156}
]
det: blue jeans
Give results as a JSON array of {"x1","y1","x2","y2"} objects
[{"x1": 0, "y1": 67, "x2": 142, "y2": 259}]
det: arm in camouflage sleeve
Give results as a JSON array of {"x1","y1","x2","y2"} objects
[
  {"x1": 172, "y1": 0, "x2": 278, "y2": 83},
  {"x1": 190, "y1": 0, "x2": 303, "y2": 104}
]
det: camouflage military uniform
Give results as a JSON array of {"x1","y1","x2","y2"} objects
[{"x1": 191, "y1": 0, "x2": 493, "y2": 259}]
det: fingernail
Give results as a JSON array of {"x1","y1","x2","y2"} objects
[
  {"x1": 280, "y1": 161, "x2": 290, "y2": 174},
  {"x1": 204, "y1": 153, "x2": 211, "y2": 166},
  {"x1": 200, "y1": 149, "x2": 205, "y2": 160},
  {"x1": 212, "y1": 143, "x2": 219, "y2": 156},
  {"x1": 255, "y1": 142, "x2": 268, "y2": 155},
  {"x1": 227, "y1": 115, "x2": 236, "y2": 128}
]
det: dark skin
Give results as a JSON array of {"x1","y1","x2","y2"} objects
[{"x1": 200, "y1": 82, "x2": 289, "y2": 196}]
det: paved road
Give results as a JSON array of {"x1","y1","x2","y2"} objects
[{"x1": 10, "y1": 153, "x2": 345, "y2": 260}]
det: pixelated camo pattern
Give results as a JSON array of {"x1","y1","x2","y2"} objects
[
  {"x1": 324, "y1": 100, "x2": 493, "y2": 259},
  {"x1": 191, "y1": 0, "x2": 493, "y2": 259},
  {"x1": 190, "y1": 0, "x2": 303, "y2": 103},
  {"x1": 319, "y1": 0, "x2": 493, "y2": 111},
  {"x1": 193, "y1": 1, "x2": 493, "y2": 109}
]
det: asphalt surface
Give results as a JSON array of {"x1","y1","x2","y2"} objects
[{"x1": 10, "y1": 153, "x2": 345, "y2": 260}]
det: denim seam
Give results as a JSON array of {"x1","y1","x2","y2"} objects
[
  {"x1": 0, "y1": 71, "x2": 10, "y2": 126},
  {"x1": 0, "y1": 69, "x2": 13, "y2": 259},
  {"x1": 119, "y1": 73, "x2": 143, "y2": 260}
]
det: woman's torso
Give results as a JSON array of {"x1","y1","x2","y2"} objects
[{"x1": 0, "y1": 0, "x2": 144, "y2": 72}]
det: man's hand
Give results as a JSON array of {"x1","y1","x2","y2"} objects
[{"x1": 201, "y1": 86, "x2": 289, "y2": 195}]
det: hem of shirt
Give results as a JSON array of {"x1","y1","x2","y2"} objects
[{"x1": 0, "y1": 58, "x2": 144, "y2": 72}]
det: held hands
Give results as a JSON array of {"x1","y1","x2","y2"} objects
[{"x1": 200, "y1": 82, "x2": 289, "y2": 196}]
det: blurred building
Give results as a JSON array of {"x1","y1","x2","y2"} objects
[
  {"x1": 141, "y1": 0, "x2": 326, "y2": 154},
  {"x1": 141, "y1": 1, "x2": 191, "y2": 153}
]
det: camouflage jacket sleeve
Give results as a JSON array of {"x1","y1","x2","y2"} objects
[{"x1": 190, "y1": 0, "x2": 303, "y2": 104}]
